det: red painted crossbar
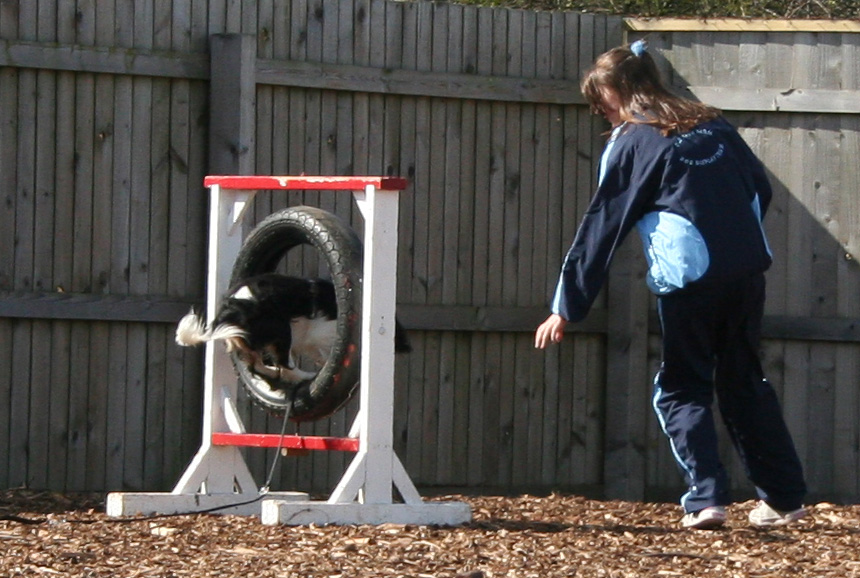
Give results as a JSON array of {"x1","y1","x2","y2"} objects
[
  {"x1": 203, "y1": 175, "x2": 408, "y2": 191},
  {"x1": 211, "y1": 432, "x2": 360, "y2": 452}
]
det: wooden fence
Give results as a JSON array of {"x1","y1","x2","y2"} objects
[{"x1": 1, "y1": 1, "x2": 858, "y2": 504}]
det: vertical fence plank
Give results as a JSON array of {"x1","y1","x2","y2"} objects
[
  {"x1": 489, "y1": 6, "x2": 516, "y2": 487},
  {"x1": 106, "y1": 39, "x2": 133, "y2": 491},
  {"x1": 120, "y1": 2, "x2": 156, "y2": 493},
  {"x1": 411, "y1": 1, "x2": 431, "y2": 307},
  {"x1": 451, "y1": 3, "x2": 474, "y2": 486},
  {"x1": 811, "y1": 35, "x2": 843, "y2": 497},
  {"x1": 0, "y1": 320, "x2": 11, "y2": 488},
  {"x1": 469, "y1": 8, "x2": 499, "y2": 485},
  {"x1": 267, "y1": 57, "x2": 290, "y2": 223},
  {"x1": 805, "y1": 113, "x2": 840, "y2": 496},
  {"x1": 286, "y1": 0, "x2": 309, "y2": 237},
  {"x1": 436, "y1": 2, "x2": 463, "y2": 485},
  {"x1": 833, "y1": 35, "x2": 860, "y2": 500},
  {"x1": 0, "y1": 76, "x2": 15, "y2": 291},
  {"x1": 41, "y1": 2, "x2": 75, "y2": 493},
  {"x1": 421, "y1": 8, "x2": 446, "y2": 493},
  {"x1": 501, "y1": 8, "x2": 525, "y2": 483},
  {"x1": 254, "y1": 0, "x2": 275, "y2": 224},
  {"x1": 551, "y1": 11, "x2": 578, "y2": 487},
  {"x1": 528, "y1": 11, "x2": 552, "y2": 486},
  {"x1": 509, "y1": 10, "x2": 533, "y2": 488},
  {"x1": 537, "y1": 11, "x2": 562, "y2": 486},
  {"x1": 49, "y1": 72, "x2": 76, "y2": 490},
  {"x1": 238, "y1": 0, "x2": 255, "y2": 34},
  {"x1": 180, "y1": 160, "x2": 206, "y2": 478},
  {"x1": 782, "y1": 37, "x2": 816, "y2": 478},
  {"x1": 31, "y1": 4, "x2": 57, "y2": 491},
  {"x1": 420, "y1": 331, "x2": 441, "y2": 483},
  {"x1": 162, "y1": 0, "x2": 194, "y2": 488},
  {"x1": 83, "y1": 3, "x2": 117, "y2": 491},
  {"x1": 394, "y1": 0, "x2": 420, "y2": 482},
  {"x1": 29, "y1": 66, "x2": 58, "y2": 488},
  {"x1": 526, "y1": 13, "x2": 550, "y2": 486},
  {"x1": 408, "y1": 0, "x2": 434, "y2": 483},
  {"x1": 834, "y1": 112, "x2": 860, "y2": 500},
  {"x1": 465, "y1": 4, "x2": 492, "y2": 487},
  {"x1": 332, "y1": 0, "x2": 354, "y2": 236},
  {"x1": 139, "y1": 0, "x2": 173, "y2": 491},
  {"x1": 209, "y1": 0, "x2": 227, "y2": 35},
  {"x1": 0, "y1": 52, "x2": 16, "y2": 487},
  {"x1": 76, "y1": 0, "x2": 109, "y2": 495},
  {"x1": 268, "y1": 1, "x2": 291, "y2": 228},
  {"x1": 9, "y1": 67, "x2": 37, "y2": 488}
]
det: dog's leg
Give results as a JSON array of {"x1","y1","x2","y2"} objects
[
  {"x1": 269, "y1": 339, "x2": 295, "y2": 369},
  {"x1": 240, "y1": 350, "x2": 281, "y2": 381},
  {"x1": 278, "y1": 358, "x2": 317, "y2": 383},
  {"x1": 251, "y1": 361, "x2": 280, "y2": 380}
]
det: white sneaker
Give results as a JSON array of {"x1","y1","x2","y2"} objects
[
  {"x1": 681, "y1": 506, "x2": 726, "y2": 529},
  {"x1": 748, "y1": 501, "x2": 807, "y2": 528}
]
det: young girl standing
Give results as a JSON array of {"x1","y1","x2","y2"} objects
[{"x1": 535, "y1": 41, "x2": 807, "y2": 529}]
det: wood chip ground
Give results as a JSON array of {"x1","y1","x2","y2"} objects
[{"x1": 2, "y1": 490, "x2": 858, "y2": 577}]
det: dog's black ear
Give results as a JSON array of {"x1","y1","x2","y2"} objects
[
  {"x1": 213, "y1": 297, "x2": 255, "y2": 327},
  {"x1": 394, "y1": 318, "x2": 412, "y2": 354}
]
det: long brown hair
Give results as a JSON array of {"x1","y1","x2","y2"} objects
[{"x1": 581, "y1": 43, "x2": 720, "y2": 136}]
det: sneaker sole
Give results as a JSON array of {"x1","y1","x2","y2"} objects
[
  {"x1": 749, "y1": 508, "x2": 808, "y2": 528},
  {"x1": 682, "y1": 512, "x2": 727, "y2": 530},
  {"x1": 685, "y1": 518, "x2": 726, "y2": 530}
]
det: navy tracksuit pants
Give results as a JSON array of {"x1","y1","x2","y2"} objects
[{"x1": 653, "y1": 273, "x2": 807, "y2": 513}]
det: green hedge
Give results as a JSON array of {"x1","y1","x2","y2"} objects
[{"x1": 452, "y1": 0, "x2": 860, "y2": 19}]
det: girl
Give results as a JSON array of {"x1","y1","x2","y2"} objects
[{"x1": 535, "y1": 41, "x2": 807, "y2": 529}]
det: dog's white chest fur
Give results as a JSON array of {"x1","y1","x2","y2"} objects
[{"x1": 289, "y1": 316, "x2": 337, "y2": 366}]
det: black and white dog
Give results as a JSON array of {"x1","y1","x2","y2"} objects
[{"x1": 175, "y1": 273, "x2": 409, "y2": 385}]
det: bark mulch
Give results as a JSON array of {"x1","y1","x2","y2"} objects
[{"x1": 2, "y1": 489, "x2": 858, "y2": 577}]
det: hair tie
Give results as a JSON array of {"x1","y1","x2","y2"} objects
[{"x1": 631, "y1": 39, "x2": 648, "y2": 57}]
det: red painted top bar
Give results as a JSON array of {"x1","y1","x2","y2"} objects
[
  {"x1": 211, "y1": 432, "x2": 360, "y2": 452},
  {"x1": 203, "y1": 175, "x2": 408, "y2": 191}
]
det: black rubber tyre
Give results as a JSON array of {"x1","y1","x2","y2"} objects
[{"x1": 229, "y1": 206, "x2": 363, "y2": 422}]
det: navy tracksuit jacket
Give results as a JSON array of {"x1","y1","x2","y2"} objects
[{"x1": 551, "y1": 116, "x2": 806, "y2": 512}]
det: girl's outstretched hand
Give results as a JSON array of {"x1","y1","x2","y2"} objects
[{"x1": 535, "y1": 314, "x2": 567, "y2": 349}]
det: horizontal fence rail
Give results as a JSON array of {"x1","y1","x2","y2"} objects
[
  {"x1": 4, "y1": 292, "x2": 857, "y2": 343},
  {"x1": 3, "y1": 38, "x2": 860, "y2": 114}
]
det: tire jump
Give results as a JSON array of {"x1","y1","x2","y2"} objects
[{"x1": 230, "y1": 206, "x2": 364, "y2": 422}]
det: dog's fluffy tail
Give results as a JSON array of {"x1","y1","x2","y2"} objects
[{"x1": 175, "y1": 309, "x2": 247, "y2": 347}]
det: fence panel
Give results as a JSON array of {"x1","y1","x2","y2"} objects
[{"x1": 1, "y1": 2, "x2": 858, "y2": 503}]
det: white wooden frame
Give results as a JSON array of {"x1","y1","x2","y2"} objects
[{"x1": 108, "y1": 175, "x2": 470, "y2": 526}]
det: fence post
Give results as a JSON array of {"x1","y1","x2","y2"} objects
[{"x1": 209, "y1": 34, "x2": 256, "y2": 175}]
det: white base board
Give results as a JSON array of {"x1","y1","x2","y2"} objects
[
  {"x1": 106, "y1": 491, "x2": 309, "y2": 517},
  {"x1": 260, "y1": 499, "x2": 472, "y2": 526}
]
